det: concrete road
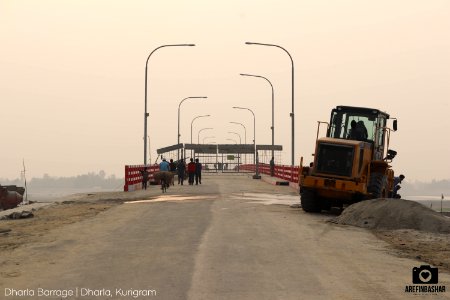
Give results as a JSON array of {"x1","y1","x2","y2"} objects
[{"x1": 1, "y1": 174, "x2": 449, "y2": 300}]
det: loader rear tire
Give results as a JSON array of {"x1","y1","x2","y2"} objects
[
  {"x1": 301, "y1": 189, "x2": 321, "y2": 213},
  {"x1": 367, "y1": 173, "x2": 387, "y2": 199}
]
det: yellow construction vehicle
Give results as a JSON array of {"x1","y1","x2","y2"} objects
[{"x1": 299, "y1": 105, "x2": 398, "y2": 212}]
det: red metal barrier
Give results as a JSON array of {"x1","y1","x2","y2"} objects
[
  {"x1": 241, "y1": 164, "x2": 299, "y2": 183},
  {"x1": 124, "y1": 164, "x2": 159, "y2": 192},
  {"x1": 126, "y1": 163, "x2": 299, "y2": 191}
]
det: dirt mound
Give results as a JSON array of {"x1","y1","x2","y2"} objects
[{"x1": 333, "y1": 199, "x2": 450, "y2": 233}]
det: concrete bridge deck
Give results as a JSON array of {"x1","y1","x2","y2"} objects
[{"x1": 1, "y1": 174, "x2": 449, "y2": 299}]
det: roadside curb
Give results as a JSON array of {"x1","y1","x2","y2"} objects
[{"x1": 260, "y1": 175, "x2": 299, "y2": 191}]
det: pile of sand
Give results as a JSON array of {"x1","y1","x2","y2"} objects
[{"x1": 332, "y1": 199, "x2": 450, "y2": 233}]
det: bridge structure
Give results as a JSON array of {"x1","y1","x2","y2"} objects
[{"x1": 123, "y1": 143, "x2": 298, "y2": 192}]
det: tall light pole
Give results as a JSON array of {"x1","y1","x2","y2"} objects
[
  {"x1": 178, "y1": 96, "x2": 207, "y2": 158},
  {"x1": 233, "y1": 106, "x2": 255, "y2": 165},
  {"x1": 245, "y1": 41, "x2": 295, "y2": 166},
  {"x1": 230, "y1": 122, "x2": 246, "y2": 144},
  {"x1": 144, "y1": 43, "x2": 195, "y2": 165},
  {"x1": 228, "y1": 132, "x2": 242, "y2": 172},
  {"x1": 198, "y1": 127, "x2": 213, "y2": 144},
  {"x1": 228, "y1": 131, "x2": 241, "y2": 144},
  {"x1": 191, "y1": 115, "x2": 210, "y2": 157},
  {"x1": 230, "y1": 121, "x2": 247, "y2": 165},
  {"x1": 240, "y1": 73, "x2": 274, "y2": 159}
]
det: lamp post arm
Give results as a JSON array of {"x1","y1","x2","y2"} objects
[
  {"x1": 232, "y1": 107, "x2": 256, "y2": 165},
  {"x1": 144, "y1": 43, "x2": 195, "y2": 165},
  {"x1": 230, "y1": 122, "x2": 247, "y2": 144},
  {"x1": 198, "y1": 128, "x2": 213, "y2": 144},
  {"x1": 177, "y1": 96, "x2": 207, "y2": 159},
  {"x1": 245, "y1": 41, "x2": 295, "y2": 165},
  {"x1": 178, "y1": 97, "x2": 190, "y2": 144}
]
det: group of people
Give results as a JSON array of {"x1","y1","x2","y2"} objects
[
  {"x1": 348, "y1": 120, "x2": 368, "y2": 141},
  {"x1": 139, "y1": 157, "x2": 203, "y2": 190},
  {"x1": 163, "y1": 157, "x2": 202, "y2": 186}
]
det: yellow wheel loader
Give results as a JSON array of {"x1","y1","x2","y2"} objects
[{"x1": 299, "y1": 106, "x2": 398, "y2": 212}]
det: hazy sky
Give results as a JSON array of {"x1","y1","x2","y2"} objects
[{"x1": 1, "y1": 0, "x2": 449, "y2": 182}]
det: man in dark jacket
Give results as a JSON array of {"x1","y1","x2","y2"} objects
[
  {"x1": 139, "y1": 168, "x2": 149, "y2": 190},
  {"x1": 195, "y1": 158, "x2": 202, "y2": 185},
  {"x1": 177, "y1": 158, "x2": 186, "y2": 185},
  {"x1": 187, "y1": 158, "x2": 196, "y2": 185}
]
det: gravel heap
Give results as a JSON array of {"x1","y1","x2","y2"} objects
[{"x1": 332, "y1": 199, "x2": 450, "y2": 233}]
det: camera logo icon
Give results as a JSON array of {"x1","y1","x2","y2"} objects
[{"x1": 412, "y1": 265, "x2": 438, "y2": 284}]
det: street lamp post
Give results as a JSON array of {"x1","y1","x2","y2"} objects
[
  {"x1": 230, "y1": 121, "x2": 247, "y2": 165},
  {"x1": 178, "y1": 96, "x2": 207, "y2": 159},
  {"x1": 240, "y1": 73, "x2": 274, "y2": 160},
  {"x1": 198, "y1": 128, "x2": 213, "y2": 144},
  {"x1": 233, "y1": 106, "x2": 255, "y2": 160},
  {"x1": 144, "y1": 43, "x2": 195, "y2": 165},
  {"x1": 228, "y1": 131, "x2": 241, "y2": 144},
  {"x1": 191, "y1": 115, "x2": 210, "y2": 158},
  {"x1": 245, "y1": 41, "x2": 295, "y2": 166},
  {"x1": 233, "y1": 106, "x2": 260, "y2": 179},
  {"x1": 229, "y1": 122, "x2": 246, "y2": 144},
  {"x1": 228, "y1": 131, "x2": 242, "y2": 172}
]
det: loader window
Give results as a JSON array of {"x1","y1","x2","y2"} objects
[{"x1": 329, "y1": 111, "x2": 377, "y2": 142}]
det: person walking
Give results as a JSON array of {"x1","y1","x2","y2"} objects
[
  {"x1": 269, "y1": 157, "x2": 275, "y2": 177},
  {"x1": 169, "y1": 159, "x2": 177, "y2": 173},
  {"x1": 187, "y1": 158, "x2": 196, "y2": 185},
  {"x1": 139, "y1": 168, "x2": 149, "y2": 190},
  {"x1": 159, "y1": 158, "x2": 170, "y2": 171},
  {"x1": 177, "y1": 158, "x2": 186, "y2": 185},
  {"x1": 195, "y1": 158, "x2": 202, "y2": 185}
]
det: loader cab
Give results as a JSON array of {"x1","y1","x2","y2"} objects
[{"x1": 327, "y1": 106, "x2": 390, "y2": 161}]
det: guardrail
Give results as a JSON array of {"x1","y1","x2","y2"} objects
[
  {"x1": 124, "y1": 164, "x2": 159, "y2": 191},
  {"x1": 240, "y1": 163, "x2": 299, "y2": 183},
  {"x1": 125, "y1": 163, "x2": 300, "y2": 191}
]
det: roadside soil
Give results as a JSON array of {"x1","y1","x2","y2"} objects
[
  {"x1": 332, "y1": 198, "x2": 450, "y2": 273},
  {"x1": 0, "y1": 188, "x2": 161, "y2": 253},
  {"x1": 0, "y1": 202, "x2": 116, "y2": 252},
  {"x1": 375, "y1": 229, "x2": 450, "y2": 272}
]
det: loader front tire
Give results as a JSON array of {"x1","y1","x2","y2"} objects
[
  {"x1": 301, "y1": 189, "x2": 321, "y2": 213},
  {"x1": 367, "y1": 173, "x2": 388, "y2": 199}
]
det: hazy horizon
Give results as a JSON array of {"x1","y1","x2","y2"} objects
[{"x1": 1, "y1": 0, "x2": 449, "y2": 181}]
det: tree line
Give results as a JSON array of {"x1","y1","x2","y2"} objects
[
  {"x1": 402, "y1": 179, "x2": 450, "y2": 197},
  {"x1": 1, "y1": 173, "x2": 449, "y2": 196},
  {"x1": 0, "y1": 171, "x2": 123, "y2": 190}
]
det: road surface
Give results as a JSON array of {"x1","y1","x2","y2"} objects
[{"x1": 1, "y1": 174, "x2": 449, "y2": 299}]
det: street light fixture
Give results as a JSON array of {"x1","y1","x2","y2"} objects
[
  {"x1": 245, "y1": 41, "x2": 295, "y2": 166},
  {"x1": 144, "y1": 43, "x2": 195, "y2": 164},
  {"x1": 178, "y1": 96, "x2": 207, "y2": 158},
  {"x1": 229, "y1": 122, "x2": 247, "y2": 144},
  {"x1": 191, "y1": 114, "x2": 210, "y2": 157},
  {"x1": 228, "y1": 131, "x2": 242, "y2": 172},
  {"x1": 198, "y1": 128, "x2": 213, "y2": 144},
  {"x1": 232, "y1": 106, "x2": 256, "y2": 164},
  {"x1": 230, "y1": 121, "x2": 247, "y2": 165},
  {"x1": 240, "y1": 73, "x2": 274, "y2": 159},
  {"x1": 228, "y1": 131, "x2": 241, "y2": 144}
]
